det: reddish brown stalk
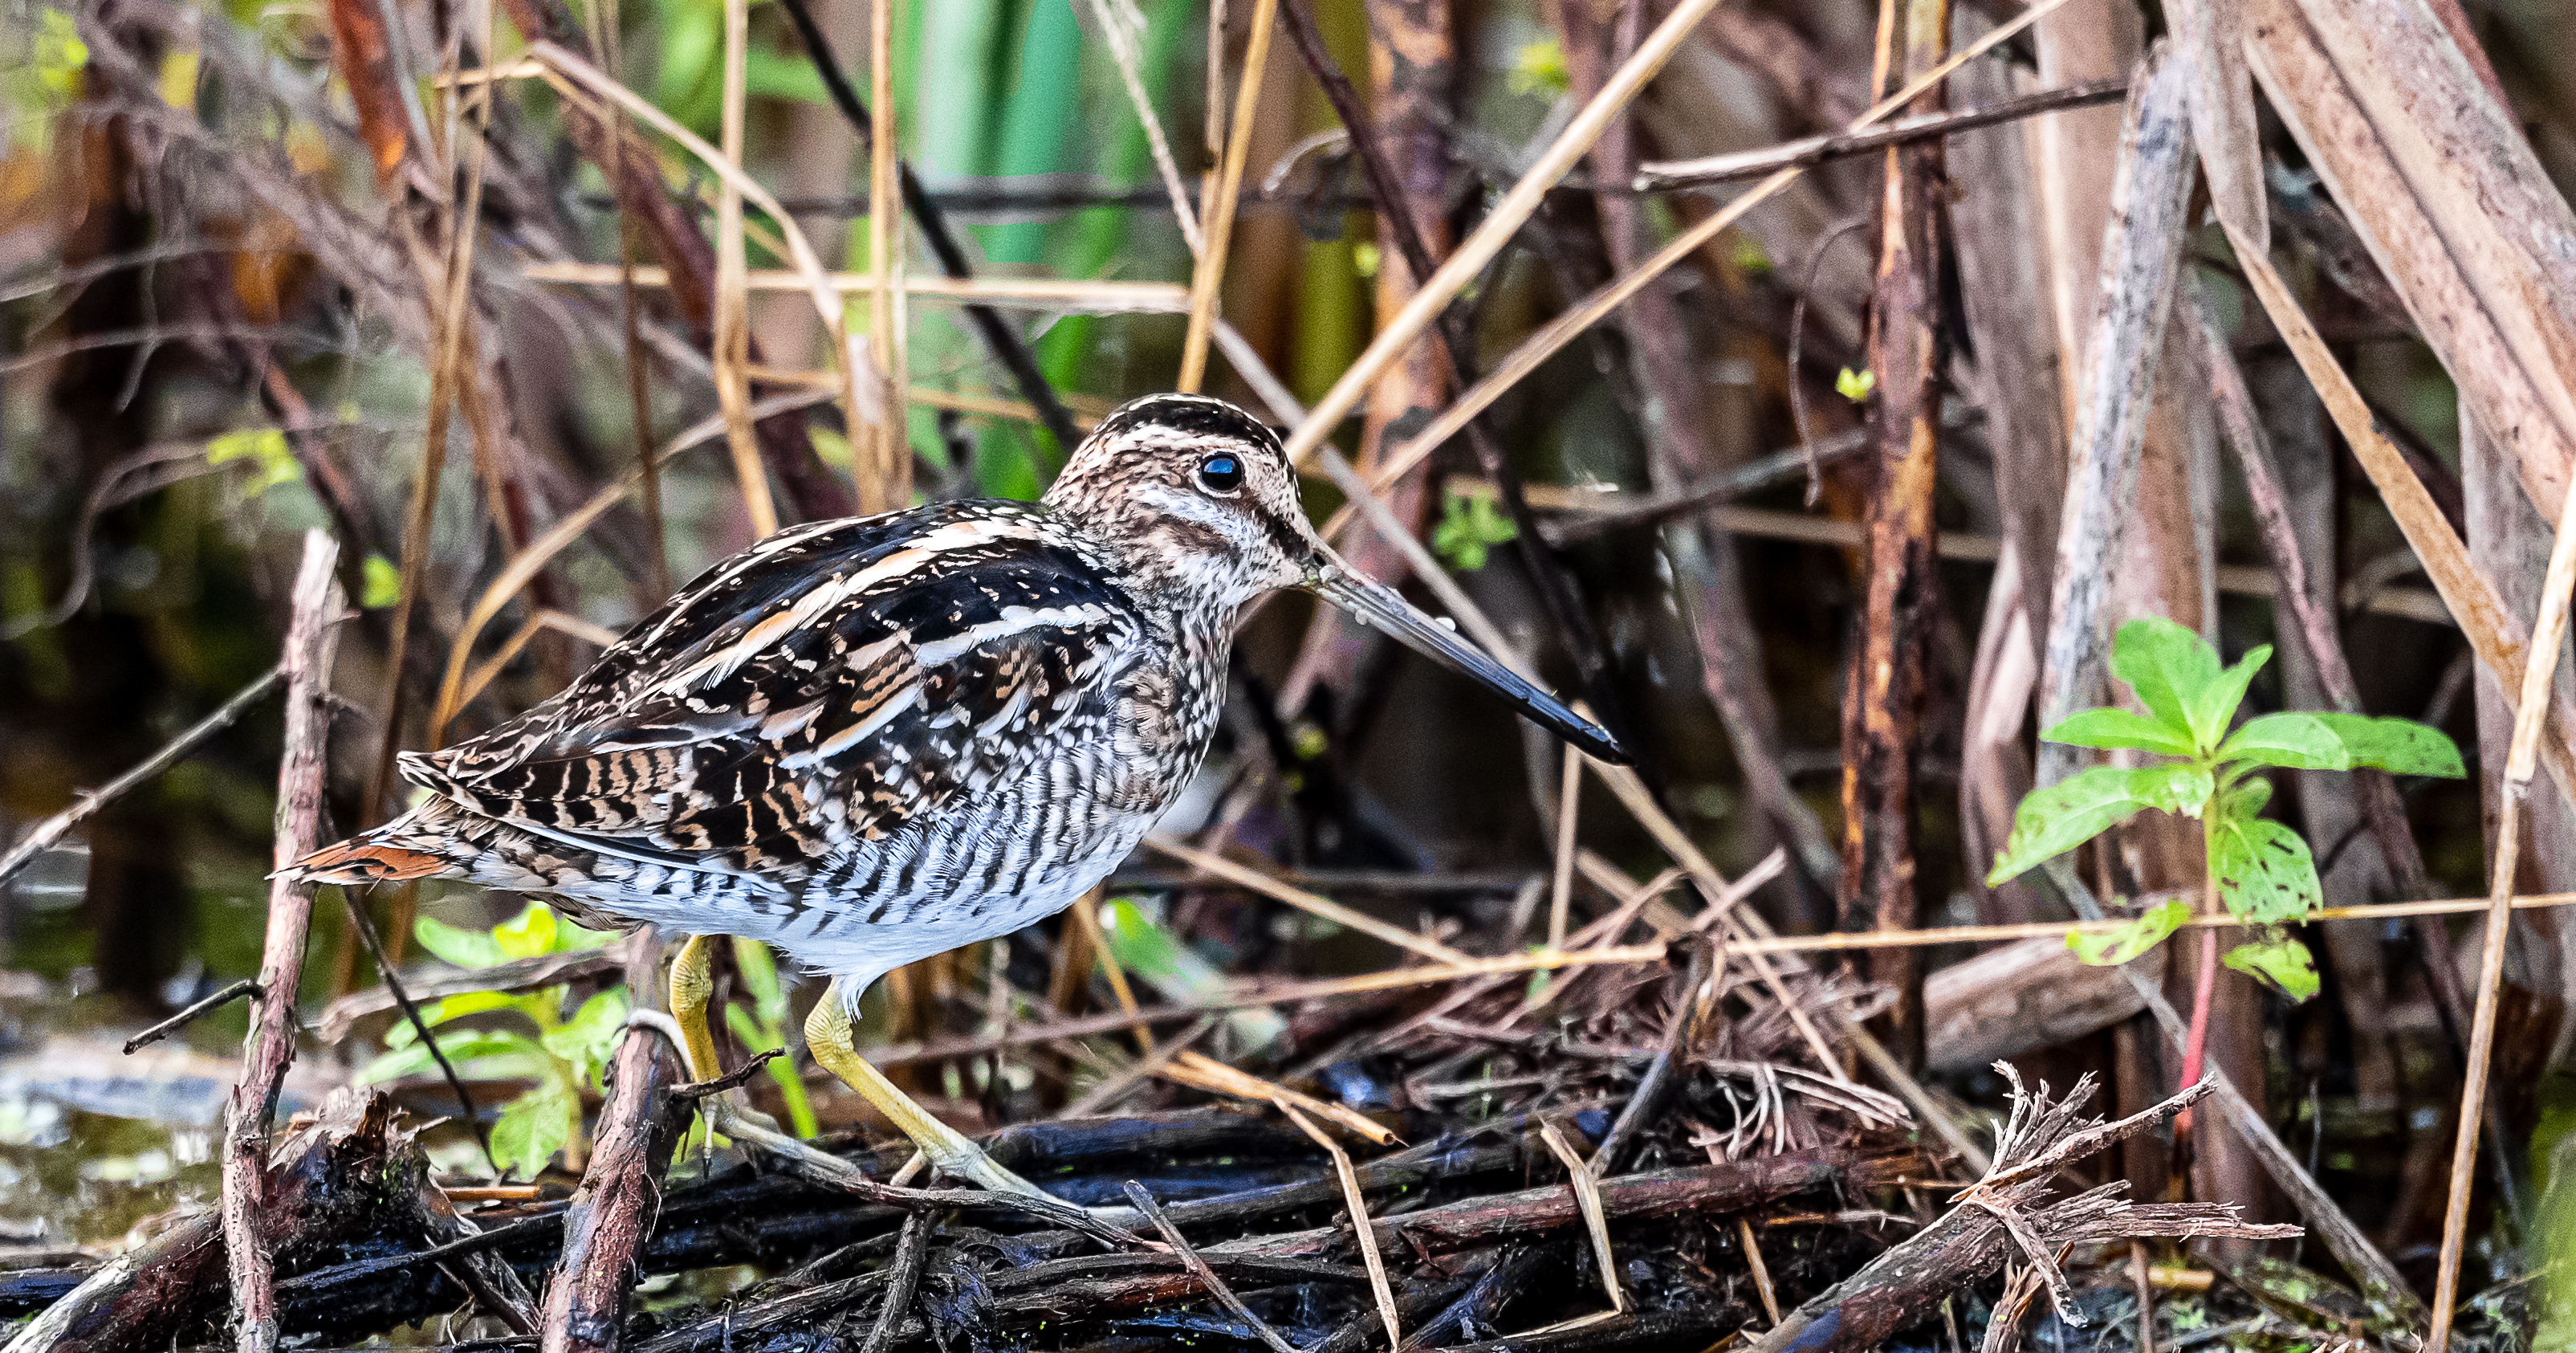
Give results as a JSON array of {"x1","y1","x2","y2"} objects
[
  {"x1": 540, "y1": 929, "x2": 683, "y2": 1353},
  {"x1": 1837, "y1": 0, "x2": 1947, "y2": 1068}
]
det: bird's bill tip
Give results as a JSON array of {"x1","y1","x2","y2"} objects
[{"x1": 1308, "y1": 569, "x2": 1630, "y2": 765}]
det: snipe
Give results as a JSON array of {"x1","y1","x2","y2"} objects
[{"x1": 287, "y1": 393, "x2": 1625, "y2": 1197}]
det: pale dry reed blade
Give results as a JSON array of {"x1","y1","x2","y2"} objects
[
  {"x1": 519, "y1": 262, "x2": 1191, "y2": 310},
  {"x1": 712, "y1": 0, "x2": 775, "y2": 536},
  {"x1": 1174, "y1": 0, "x2": 1278, "y2": 390},
  {"x1": 527, "y1": 42, "x2": 870, "y2": 480},
  {"x1": 2431, "y1": 439, "x2": 2576, "y2": 1351},
  {"x1": 866, "y1": 0, "x2": 905, "y2": 509}
]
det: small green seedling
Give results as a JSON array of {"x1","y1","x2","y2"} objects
[
  {"x1": 1432, "y1": 487, "x2": 1518, "y2": 573},
  {"x1": 1986, "y1": 617, "x2": 2464, "y2": 1000}
]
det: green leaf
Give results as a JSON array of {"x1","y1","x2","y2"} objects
[
  {"x1": 1100, "y1": 899, "x2": 1286, "y2": 1053},
  {"x1": 490, "y1": 1080, "x2": 579, "y2": 1180},
  {"x1": 543, "y1": 987, "x2": 630, "y2": 1068},
  {"x1": 360, "y1": 554, "x2": 401, "y2": 609},
  {"x1": 2208, "y1": 813, "x2": 2322, "y2": 924},
  {"x1": 730, "y1": 937, "x2": 789, "y2": 1025},
  {"x1": 2220, "y1": 712, "x2": 2352, "y2": 772},
  {"x1": 413, "y1": 915, "x2": 507, "y2": 970},
  {"x1": 2311, "y1": 713, "x2": 2467, "y2": 778},
  {"x1": 1508, "y1": 37, "x2": 1569, "y2": 97},
  {"x1": 1988, "y1": 768, "x2": 2161, "y2": 885},
  {"x1": 2187, "y1": 645, "x2": 2271, "y2": 749},
  {"x1": 206, "y1": 427, "x2": 301, "y2": 493},
  {"x1": 493, "y1": 904, "x2": 560, "y2": 960},
  {"x1": 417, "y1": 990, "x2": 525, "y2": 1030},
  {"x1": 359, "y1": 1029, "x2": 549, "y2": 1084},
  {"x1": 2067, "y1": 899, "x2": 2191, "y2": 967},
  {"x1": 1431, "y1": 490, "x2": 1517, "y2": 573},
  {"x1": 1835, "y1": 367, "x2": 1876, "y2": 401},
  {"x1": 2041, "y1": 708, "x2": 2196, "y2": 756},
  {"x1": 2128, "y1": 762, "x2": 2216, "y2": 816},
  {"x1": 2224, "y1": 936, "x2": 2322, "y2": 1002},
  {"x1": 2108, "y1": 617, "x2": 2220, "y2": 747}
]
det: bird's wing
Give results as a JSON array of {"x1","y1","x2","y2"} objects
[{"x1": 409, "y1": 503, "x2": 1147, "y2": 876}]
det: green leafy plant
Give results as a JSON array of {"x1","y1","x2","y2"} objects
[
  {"x1": 360, "y1": 903, "x2": 625, "y2": 1179},
  {"x1": 1986, "y1": 617, "x2": 2464, "y2": 1002},
  {"x1": 1432, "y1": 488, "x2": 1518, "y2": 572}
]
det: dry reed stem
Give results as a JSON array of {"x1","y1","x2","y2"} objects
[
  {"x1": 1280, "y1": 1102, "x2": 1400, "y2": 1349},
  {"x1": 711, "y1": 0, "x2": 774, "y2": 536},
  {"x1": 1540, "y1": 1120, "x2": 1626, "y2": 1314},
  {"x1": 1278, "y1": 0, "x2": 1730, "y2": 466},
  {"x1": 1174, "y1": 0, "x2": 1277, "y2": 391},
  {"x1": 1549, "y1": 745, "x2": 1581, "y2": 952},
  {"x1": 1083, "y1": 0, "x2": 1200, "y2": 255},
  {"x1": 2225, "y1": 229, "x2": 2576, "y2": 805},
  {"x1": 1343, "y1": 0, "x2": 2073, "y2": 485},
  {"x1": 865, "y1": 0, "x2": 905, "y2": 507},
  {"x1": 1144, "y1": 834, "x2": 1473, "y2": 965},
  {"x1": 527, "y1": 43, "x2": 867, "y2": 477},
  {"x1": 1739, "y1": 1216, "x2": 1781, "y2": 1326},
  {"x1": 520, "y1": 262, "x2": 1192, "y2": 310},
  {"x1": 1157, "y1": 1049, "x2": 1394, "y2": 1144},
  {"x1": 2430, "y1": 411, "x2": 2576, "y2": 1352},
  {"x1": 1069, "y1": 889, "x2": 1154, "y2": 1055}
]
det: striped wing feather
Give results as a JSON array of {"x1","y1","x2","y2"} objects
[{"x1": 405, "y1": 503, "x2": 1146, "y2": 877}]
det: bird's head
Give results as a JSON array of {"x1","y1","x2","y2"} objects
[{"x1": 1046, "y1": 393, "x2": 1628, "y2": 764}]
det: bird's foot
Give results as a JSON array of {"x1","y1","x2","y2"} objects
[{"x1": 698, "y1": 1095, "x2": 870, "y2": 1188}]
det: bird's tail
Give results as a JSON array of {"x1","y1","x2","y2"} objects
[{"x1": 279, "y1": 800, "x2": 474, "y2": 886}]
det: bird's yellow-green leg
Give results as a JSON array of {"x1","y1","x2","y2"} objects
[
  {"x1": 806, "y1": 978, "x2": 1052, "y2": 1200},
  {"x1": 666, "y1": 935, "x2": 866, "y2": 1184},
  {"x1": 666, "y1": 935, "x2": 726, "y2": 1085}
]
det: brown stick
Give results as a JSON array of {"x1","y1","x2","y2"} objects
[
  {"x1": 222, "y1": 531, "x2": 344, "y2": 1353},
  {"x1": 1634, "y1": 79, "x2": 2129, "y2": 188},
  {"x1": 541, "y1": 930, "x2": 684, "y2": 1353},
  {"x1": 1839, "y1": 0, "x2": 1948, "y2": 1068}
]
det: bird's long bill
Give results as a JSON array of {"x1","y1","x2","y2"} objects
[{"x1": 1310, "y1": 568, "x2": 1630, "y2": 765}]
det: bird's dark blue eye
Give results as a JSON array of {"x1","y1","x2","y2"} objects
[{"x1": 1197, "y1": 453, "x2": 1245, "y2": 495}]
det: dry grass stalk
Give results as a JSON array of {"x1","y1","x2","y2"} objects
[
  {"x1": 1144, "y1": 834, "x2": 1473, "y2": 964},
  {"x1": 1279, "y1": 0, "x2": 1733, "y2": 466},
  {"x1": 1280, "y1": 1102, "x2": 1400, "y2": 1348},
  {"x1": 1356, "y1": 0, "x2": 2075, "y2": 488},
  {"x1": 2430, "y1": 385, "x2": 2576, "y2": 1352},
  {"x1": 519, "y1": 262, "x2": 1194, "y2": 312},
  {"x1": 865, "y1": 0, "x2": 905, "y2": 509},
  {"x1": 428, "y1": 391, "x2": 836, "y2": 735},
  {"x1": 526, "y1": 43, "x2": 868, "y2": 483},
  {"x1": 1156, "y1": 1049, "x2": 1394, "y2": 1145},
  {"x1": 1068, "y1": 890, "x2": 1154, "y2": 1055},
  {"x1": 1174, "y1": 0, "x2": 1278, "y2": 391},
  {"x1": 710, "y1": 0, "x2": 773, "y2": 536},
  {"x1": 1540, "y1": 1120, "x2": 1626, "y2": 1314},
  {"x1": 1738, "y1": 1216, "x2": 1781, "y2": 1326},
  {"x1": 1549, "y1": 745, "x2": 1582, "y2": 952},
  {"x1": 1082, "y1": 0, "x2": 1199, "y2": 255}
]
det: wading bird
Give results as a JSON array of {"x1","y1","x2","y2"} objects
[{"x1": 287, "y1": 393, "x2": 1625, "y2": 1198}]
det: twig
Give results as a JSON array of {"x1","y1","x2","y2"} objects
[
  {"x1": 857, "y1": 1211, "x2": 932, "y2": 1353},
  {"x1": 1175, "y1": 0, "x2": 1279, "y2": 391},
  {"x1": 223, "y1": 531, "x2": 342, "y2": 1353},
  {"x1": 338, "y1": 886, "x2": 497, "y2": 1174},
  {"x1": 861, "y1": 0, "x2": 904, "y2": 508},
  {"x1": 0, "y1": 664, "x2": 282, "y2": 893},
  {"x1": 710, "y1": 0, "x2": 774, "y2": 536},
  {"x1": 1739, "y1": 1218, "x2": 1780, "y2": 1327},
  {"x1": 1634, "y1": 79, "x2": 2130, "y2": 187},
  {"x1": 541, "y1": 929, "x2": 682, "y2": 1353},
  {"x1": 669, "y1": 1047, "x2": 781, "y2": 1102},
  {"x1": 126, "y1": 979, "x2": 261, "y2": 1055},
  {"x1": 769, "y1": 0, "x2": 1082, "y2": 451},
  {"x1": 1122, "y1": 1182, "x2": 1301, "y2": 1353}
]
